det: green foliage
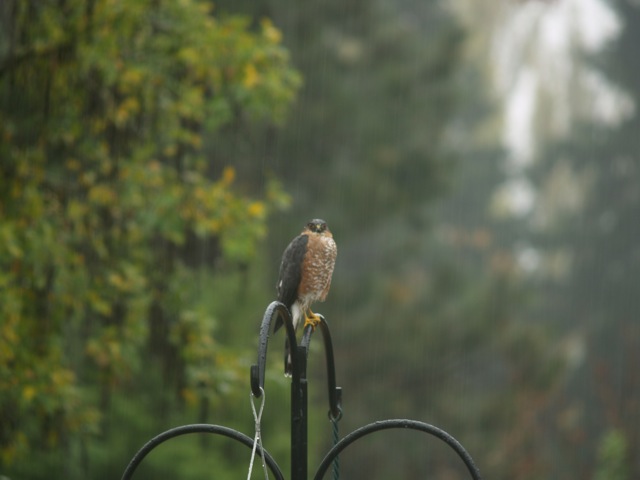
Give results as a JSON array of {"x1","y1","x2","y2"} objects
[
  {"x1": 4, "y1": 0, "x2": 635, "y2": 478},
  {"x1": 0, "y1": 0, "x2": 298, "y2": 476},
  {"x1": 594, "y1": 430, "x2": 630, "y2": 480}
]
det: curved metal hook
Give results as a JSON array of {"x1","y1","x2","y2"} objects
[
  {"x1": 250, "y1": 302, "x2": 343, "y2": 419},
  {"x1": 120, "y1": 423, "x2": 284, "y2": 480},
  {"x1": 313, "y1": 419, "x2": 482, "y2": 480},
  {"x1": 301, "y1": 316, "x2": 342, "y2": 420},
  {"x1": 250, "y1": 301, "x2": 299, "y2": 397}
]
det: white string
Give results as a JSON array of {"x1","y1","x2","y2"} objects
[{"x1": 247, "y1": 387, "x2": 269, "y2": 480}]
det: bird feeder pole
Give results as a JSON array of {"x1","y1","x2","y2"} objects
[{"x1": 122, "y1": 301, "x2": 480, "y2": 480}]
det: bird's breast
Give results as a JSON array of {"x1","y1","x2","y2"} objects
[{"x1": 298, "y1": 234, "x2": 337, "y2": 302}]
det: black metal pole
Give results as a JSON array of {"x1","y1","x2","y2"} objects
[
  {"x1": 250, "y1": 302, "x2": 313, "y2": 480},
  {"x1": 291, "y1": 344, "x2": 308, "y2": 480}
]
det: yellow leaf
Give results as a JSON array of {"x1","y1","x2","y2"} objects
[
  {"x1": 115, "y1": 97, "x2": 140, "y2": 125},
  {"x1": 88, "y1": 291, "x2": 112, "y2": 315},
  {"x1": 88, "y1": 184, "x2": 116, "y2": 205},
  {"x1": 22, "y1": 385, "x2": 36, "y2": 402},
  {"x1": 248, "y1": 201, "x2": 265, "y2": 218},
  {"x1": 121, "y1": 68, "x2": 144, "y2": 88},
  {"x1": 182, "y1": 388, "x2": 198, "y2": 407},
  {"x1": 110, "y1": 273, "x2": 124, "y2": 289},
  {"x1": 261, "y1": 18, "x2": 282, "y2": 44},
  {"x1": 65, "y1": 158, "x2": 81, "y2": 171},
  {"x1": 67, "y1": 199, "x2": 87, "y2": 220},
  {"x1": 243, "y1": 63, "x2": 259, "y2": 88},
  {"x1": 222, "y1": 166, "x2": 235, "y2": 185},
  {"x1": 51, "y1": 369, "x2": 74, "y2": 387}
]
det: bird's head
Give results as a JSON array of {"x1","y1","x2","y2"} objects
[{"x1": 305, "y1": 218, "x2": 330, "y2": 235}]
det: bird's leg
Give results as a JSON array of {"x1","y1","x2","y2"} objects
[{"x1": 303, "y1": 308, "x2": 321, "y2": 330}]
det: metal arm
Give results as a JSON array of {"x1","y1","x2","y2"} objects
[{"x1": 250, "y1": 301, "x2": 342, "y2": 418}]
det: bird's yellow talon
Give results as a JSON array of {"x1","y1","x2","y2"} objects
[{"x1": 303, "y1": 311, "x2": 321, "y2": 330}]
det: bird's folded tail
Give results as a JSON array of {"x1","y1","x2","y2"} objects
[{"x1": 284, "y1": 336, "x2": 292, "y2": 377}]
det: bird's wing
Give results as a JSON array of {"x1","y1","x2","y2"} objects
[{"x1": 274, "y1": 234, "x2": 308, "y2": 332}]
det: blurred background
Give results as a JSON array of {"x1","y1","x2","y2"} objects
[{"x1": 1, "y1": 0, "x2": 638, "y2": 478}]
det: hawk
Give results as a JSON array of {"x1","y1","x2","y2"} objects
[{"x1": 274, "y1": 219, "x2": 337, "y2": 375}]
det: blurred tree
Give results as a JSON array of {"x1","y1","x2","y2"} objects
[
  {"x1": 524, "y1": 0, "x2": 640, "y2": 478},
  {"x1": 0, "y1": 0, "x2": 298, "y2": 478},
  {"x1": 214, "y1": 0, "x2": 460, "y2": 233},
  {"x1": 328, "y1": 33, "x2": 565, "y2": 478},
  {"x1": 211, "y1": 1, "x2": 564, "y2": 479}
]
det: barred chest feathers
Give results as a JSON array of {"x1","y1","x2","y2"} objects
[{"x1": 299, "y1": 234, "x2": 336, "y2": 303}]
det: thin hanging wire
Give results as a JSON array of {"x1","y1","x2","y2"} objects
[{"x1": 247, "y1": 388, "x2": 269, "y2": 480}]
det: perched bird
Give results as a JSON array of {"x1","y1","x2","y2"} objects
[{"x1": 274, "y1": 218, "x2": 337, "y2": 375}]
